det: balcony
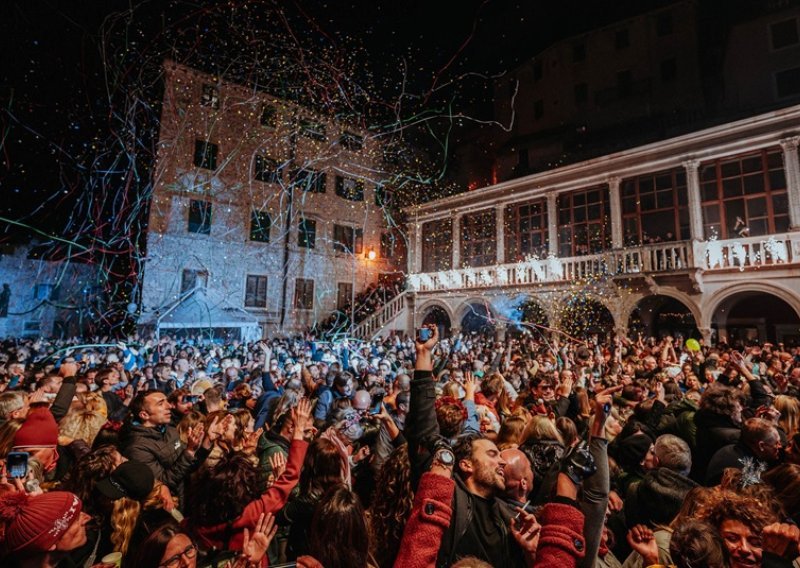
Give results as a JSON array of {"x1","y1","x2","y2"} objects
[{"x1": 408, "y1": 232, "x2": 800, "y2": 293}]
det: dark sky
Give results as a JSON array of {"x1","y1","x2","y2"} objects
[{"x1": 0, "y1": 0, "x2": 697, "y2": 242}]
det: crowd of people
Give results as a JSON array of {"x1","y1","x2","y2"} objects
[{"x1": 0, "y1": 324, "x2": 800, "y2": 567}]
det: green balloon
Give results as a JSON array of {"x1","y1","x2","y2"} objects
[{"x1": 685, "y1": 338, "x2": 701, "y2": 351}]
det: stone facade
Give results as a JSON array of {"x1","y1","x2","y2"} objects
[{"x1": 141, "y1": 62, "x2": 399, "y2": 335}]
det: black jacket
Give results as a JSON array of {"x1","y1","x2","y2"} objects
[{"x1": 691, "y1": 408, "x2": 740, "y2": 482}]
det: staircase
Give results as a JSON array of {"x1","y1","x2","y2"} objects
[{"x1": 352, "y1": 291, "x2": 410, "y2": 340}]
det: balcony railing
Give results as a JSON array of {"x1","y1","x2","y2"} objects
[{"x1": 408, "y1": 232, "x2": 800, "y2": 293}]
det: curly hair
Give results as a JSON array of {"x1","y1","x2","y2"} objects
[
  {"x1": 59, "y1": 408, "x2": 107, "y2": 446},
  {"x1": 110, "y1": 496, "x2": 141, "y2": 557},
  {"x1": 668, "y1": 520, "x2": 728, "y2": 568},
  {"x1": 187, "y1": 450, "x2": 264, "y2": 526},
  {"x1": 61, "y1": 445, "x2": 120, "y2": 506},
  {"x1": 705, "y1": 492, "x2": 779, "y2": 535},
  {"x1": 369, "y1": 445, "x2": 413, "y2": 568},
  {"x1": 435, "y1": 399, "x2": 467, "y2": 439}
]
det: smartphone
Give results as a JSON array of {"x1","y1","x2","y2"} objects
[
  {"x1": 6, "y1": 452, "x2": 29, "y2": 479},
  {"x1": 369, "y1": 393, "x2": 385, "y2": 415},
  {"x1": 418, "y1": 328, "x2": 432, "y2": 342}
]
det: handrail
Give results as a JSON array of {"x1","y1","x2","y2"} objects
[{"x1": 352, "y1": 291, "x2": 408, "y2": 339}]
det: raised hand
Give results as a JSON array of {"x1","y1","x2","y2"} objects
[
  {"x1": 269, "y1": 452, "x2": 287, "y2": 479},
  {"x1": 291, "y1": 398, "x2": 313, "y2": 439},
  {"x1": 241, "y1": 513, "x2": 278, "y2": 565},
  {"x1": 186, "y1": 423, "x2": 205, "y2": 453}
]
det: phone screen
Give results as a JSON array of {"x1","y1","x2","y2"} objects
[
  {"x1": 369, "y1": 394, "x2": 385, "y2": 415},
  {"x1": 7, "y1": 452, "x2": 29, "y2": 479}
]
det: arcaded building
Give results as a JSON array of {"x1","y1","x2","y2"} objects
[
  {"x1": 139, "y1": 62, "x2": 400, "y2": 337},
  {"x1": 359, "y1": 104, "x2": 800, "y2": 345}
]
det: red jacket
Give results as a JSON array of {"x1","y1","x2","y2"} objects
[
  {"x1": 192, "y1": 439, "x2": 309, "y2": 552},
  {"x1": 394, "y1": 471, "x2": 586, "y2": 568}
]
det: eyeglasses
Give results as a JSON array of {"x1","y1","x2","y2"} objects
[{"x1": 159, "y1": 544, "x2": 197, "y2": 568}]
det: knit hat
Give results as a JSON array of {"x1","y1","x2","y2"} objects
[
  {"x1": 96, "y1": 461, "x2": 155, "y2": 501},
  {"x1": 0, "y1": 491, "x2": 82, "y2": 554},
  {"x1": 13, "y1": 406, "x2": 58, "y2": 449},
  {"x1": 614, "y1": 433, "x2": 653, "y2": 471}
]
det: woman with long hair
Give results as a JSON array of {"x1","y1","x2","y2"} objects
[
  {"x1": 775, "y1": 394, "x2": 800, "y2": 440},
  {"x1": 368, "y1": 444, "x2": 413, "y2": 568},
  {"x1": 307, "y1": 485, "x2": 374, "y2": 568},
  {"x1": 277, "y1": 437, "x2": 347, "y2": 560}
]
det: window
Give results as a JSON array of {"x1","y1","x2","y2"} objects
[
  {"x1": 299, "y1": 118, "x2": 326, "y2": 141},
  {"x1": 533, "y1": 60, "x2": 543, "y2": 82},
  {"x1": 699, "y1": 149, "x2": 789, "y2": 239},
  {"x1": 771, "y1": 18, "x2": 799, "y2": 50},
  {"x1": 776, "y1": 67, "x2": 800, "y2": 98},
  {"x1": 380, "y1": 232, "x2": 397, "y2": 259},
  {"x1": 188, "y1": 200, "x2": 212, "y2": 234},
  {"x1": 660, "y1": 58, "x2": 677, "y2": 83},
  {"x1": 534, "y1": 99, "x2": 544, "y2": 119},
  {"x1": 201, "y1": 84, "x2": 219, "y2": 109},
  {"x1": 574, "y1": 83, "x2": 589, "y2": 105},
  {"x1": 181, "y1": 269, "x2": 208, "y2": 294},
  {"x1": 621, "y1": 168, "x2": 690, "y2": 245},
  {"x1": 298, "y1": 218, "x2": 316, "y2": 249},
  {"x1": 656, "y1": 12, "x2": 673, "y2": 36},
  {"x1": 260, "y1": 104, "x2": 277, "y2": 127},
  {"x1": 339, "y1": 131, "x2": 364, "y2": 151},
  {"x1": 505, "y1": 200, "x2": 549, "y2": 262},
  {"x1": 335, "y1": 176, "x2": 365, "y2": 201},
  {"x1": 615, "y1": 29, "x2": 630, "y2": 49},
  {"x1": 421, "y1": 219, "x2": 453, "y2": 272},
  {"x1": 572, "y1": 42, "x2": 586, "y2": 63},
  {"x1": 460, "y1": 209, "x2": 497, "y2": 268},
  {"x1": 294, "y1": 169, "x2": 326, "y2": 193},
  {"x1": 617, "y1": 70, "x2": 633, "y2": 97},
  {"x1": 249, "y1": 210, "x2": 271, "y2": 243},
  {"x1": 333, "y1": 224, "x2": 363, "y2": 254},
  {"x1": 294, "y1": 278, "x2": 314, "y2": 310},
  {"x1": 254, "y1": 155, "x2": 279, "y2": 183},
  {"x1": 557, "y1": 186, "x2": 611, "y2": 257},
  {"x1": 337, "y1": 282, "x2": 353, "y2": 310},
  {"x1": 194, "y1": 140, "x2": 218, "y2": 170},
  {"x1": 244, "y1": 275, "x2": 268, "y2": 308},
  {"x1": 33, "y1": 284, "x2": 54, "y2": 301}
]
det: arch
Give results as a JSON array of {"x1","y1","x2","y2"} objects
[
  {"x1": 457, "y1": 298, "x2": 496, "y2": 335},
  {"x1": 454, "y1": 296, "x2": 497, "y2": 324},
  {"x1": 627, "y1": 294, "x2": 700, "y2": 339},
  {"x1": 705, "y1": 284, "x2": 800, "y2": 345},
  {"x1": 703, "y1": 282, "x2": 800, "y2": 329},
  {"x1": 489, "y1": 294, "x2": 550, "y2": 338},
  {"x1": 557, "y1": 293, "x2": 616, "y2": 339},
  {"x1": 417, "y1": 298, "x2": 456, "y2": 325}
]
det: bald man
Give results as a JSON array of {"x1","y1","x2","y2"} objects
[{"x1": 500, "y1": 448, "x2": 534, "y2": 508}]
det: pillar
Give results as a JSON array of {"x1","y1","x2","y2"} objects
[
  {"x1": 547, "y1": 193, "x2": 558, "y2": 256},
  {"x1": 453, "y1": 213, "x2": 463, "y2": 269},
  {"x1": 780, "y1": 137, "x2": 800, "y2": 230},
  {"x1": 410, "y1": 222, "x2": 423, "y2": 273},
  {"x1": 496, "y1": 204, "x2": 506, "y2": 265},
  {"x1": 682, "y1": 159, "x2": 704, "y2": 241},
  {"x1": 608, "y1": 176, "x2": 623, "y2": 249}
]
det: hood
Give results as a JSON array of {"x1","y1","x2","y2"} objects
[{"x1": 626, "y1": 467, "x2": 698, "y2": 527}]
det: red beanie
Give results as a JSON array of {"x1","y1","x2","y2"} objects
[
  {"x1": 13, "y1": 406, "x2": 58, "y2": 449},
  {"x1": 0, "y1": 491, "x2": 82, "y2": 554}
]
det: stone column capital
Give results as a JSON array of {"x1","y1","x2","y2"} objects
[
  {"x1": 682, "y1": 158, "x2": 700, "y2": 172},
  {"x1": 780, "y1": 136, "x2": 800, "y2": 151}
]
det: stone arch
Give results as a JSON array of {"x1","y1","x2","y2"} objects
[
  {"x1": 455, "y1": 297, "x2": 497, "y2": 335},
  {"x1": 704, "y1": 282, "x2": 800, "y2": 344},
  {"x1": 555, "y1": 292, "x2": 617, "y2": 339},
  {"x1": 702, "y1": 282, "x2": 800, "y2": 329},
  {"x1": 626, "y1": 293, "x2": 700, "y2": 339},
  {"x1": 418, "y1": 299, "x2": 454, "y2": 337}
]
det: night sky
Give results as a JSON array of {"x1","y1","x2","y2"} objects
[{"x1": 0, "y1": 0, "x2": 750, "y2": 243}]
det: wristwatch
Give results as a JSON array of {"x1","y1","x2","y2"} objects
[{"x1": 433, "y1": 447, "x2": 455, "y2": 467}]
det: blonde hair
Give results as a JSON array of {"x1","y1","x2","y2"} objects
[
  {"x1": 496, "y1": 415, "x2": 527, "y2": 450},
  {"x1": 80, "y1": 391, "x2": 107, "y2": 417},
  {"x1": 775, "y1": 395, "x2": 800, "y2": 439},
  {"x1": 59, "y1": 409, "x2": 107, "y2": 446},
  {"x1": 520, "y1": 414, "x2": 564, "y2": 445},
  {"x1": 110, "y1": 497, "x2": 141, "y2": 556}
]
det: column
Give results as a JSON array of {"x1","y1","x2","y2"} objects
[
  {"x1": 452, "y1": 212, "x2": 463, "y2": 269},
  {"x1": 411, "y1": 222, "x2": 423, "y2": 273},
  {"x1": 608, "y1": 176, "x2": 623, "y2": 249},
  {"x1": 682, "y1": 159, "x2": 704, "y2": 241},
  {"x1": 495, "y1": 204, "x2": 506, "y2": 265},
  {"x1": 780, "y1": 137, "x2": 800, "y2": 230},
  {"x1": 547, "y1": 193, "x2": 558, "y2": 256}
]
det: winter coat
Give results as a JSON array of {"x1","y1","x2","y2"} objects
[
  {"x1": 624, "y1": 468, "x2": 698, "y2": 527},
  {"x1": 393, "y1": 471, "x2": 587, "y2": 568},
  {"x1": 691, "y1": 408, "x2": 740, "y2": 482}
]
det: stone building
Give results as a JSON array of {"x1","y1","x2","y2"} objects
[
  {"x1": 356, "y1": 103, "x2": 800, "y2": 345},
  {"x1": 139, "y1": 62, "x2": 400, "y2": 338},
  {"x1": 0, "y1": 242, "x2": 101, "y2": 338}
]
